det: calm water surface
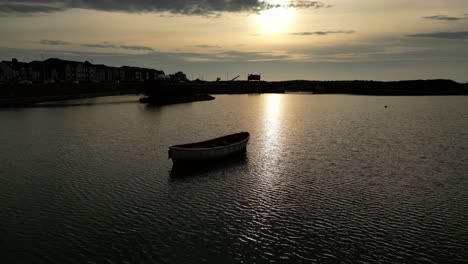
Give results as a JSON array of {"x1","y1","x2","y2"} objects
[{"x1": 1, "y1": 94, "x2": 468, "y2": 263}]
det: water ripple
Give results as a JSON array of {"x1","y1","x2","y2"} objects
[{"x1": 1, "y1": 95, "x2": 468, "y2": 263}]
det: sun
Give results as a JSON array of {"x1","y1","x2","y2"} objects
[{"x1": 255, "y1": 0, "x2": 294, "y2": 34}]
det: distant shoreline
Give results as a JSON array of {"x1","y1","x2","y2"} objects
[
  {"x1": 139, "y1": 94, "x2": 215, "y2": 105},
  {"x1": 183, "y1": 79, "x2": 468, "y2": 96},
  {"x1": 0, "y1": 91, "x2": 135, "y2": 107},
  {"x1": 1, "y1": 79, "x2": 467, "y2": 107}
]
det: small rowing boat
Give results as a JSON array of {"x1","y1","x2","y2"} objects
[{"x1": 168, "y1": 132, "x2": 249, "y2": 165}]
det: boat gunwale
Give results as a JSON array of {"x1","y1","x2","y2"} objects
[{"x1": 169, "y1": 132, "x2": 249, "y2": 152}]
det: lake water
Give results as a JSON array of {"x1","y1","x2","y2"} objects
[{"x1": 1, "y1": 94, "x2": 468, "y2": 263}]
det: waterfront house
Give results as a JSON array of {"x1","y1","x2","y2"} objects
[
  {"x1": 0, "y1": 62, "x2": 14, "y2": 81},
  {"x1": 0, "y1": 58, "x2": 164, "y2": 83},
  {"x1": 248, "y1": 74, "x2": 261, "y2": 81},
  {"x1": 2, "y1": 59, "x2": 41, "y2": 82},
  {"x1": 84, "y1": 61, "x2": 96, "y2": 82}
]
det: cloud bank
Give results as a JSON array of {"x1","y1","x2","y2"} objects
[
  {"x1": 423, "y1": 15, "x2": 465, "y2": 21},
  {"x1": 287, "y1": 1, "x2": 330, "y2": 9},
  {"x1": 289, "y1": 30, "x2": 355, "y2": 36},
  {"x1": 40, "y1": 39, "x2": 70, "y2": 45},
  {"x1": 193, "y1": 45, "x2": 222, "y2": 48},
  {"x1": 40, "y1": 40, "x2": 154, "y2": 52},
  {"x1": 0, "y1": 0, "x2": 329, "y2": 15},
  {"x1": 406, "y1": 31, "x2": 468, "y2": 39},
  {"x1": 0, "y1": 2, "x2": 66, "y2": 13}
]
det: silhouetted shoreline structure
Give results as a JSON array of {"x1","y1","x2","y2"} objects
[
  {"x1": 0, "y1": 58, "x2": 167, "y2": 83},
  {"x1": 139, "y1": 80, "x2": 214, "y2": 106},
  {"x1": 1, "y1": 58, "x2": 467, "y2": 106},
  {"x1": 248, "y1": 74, "x2": 261, "y2": 81},
  {"x1": 0, "y1": 58, "x2": 189, "y2": 106},
  {"x1": 162, "y1": 79, "x2": 467, "y2": 96}
]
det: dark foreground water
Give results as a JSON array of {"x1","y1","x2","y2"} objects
[{"x1": 1, "y1": 94, "x2": 468, "y2": 263}]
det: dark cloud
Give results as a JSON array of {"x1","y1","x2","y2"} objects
[
  {"x1": 40, "y1": 40, "x2": 154, "y2": 51},
  {"x1": 309, "y1": 45, "x2": 384, "y2": 56},
  {"x1": 120, "y1": 45, "x2": 154, "y2": 51},
  {"x1": 68, "y1": 0, "x2": 270, "y2": 15},
  {"x1": 81, "y1": 43, "x2": 118, "y2": 49},
  {"x1": 423, "y1": 15, "x2": 465, "y2": 21},
  {"x1": 221, "y1": 50, "x2": 289, "y2": 60},
  {"x1": 40, "y1": 39, "x2": 70, "y2": 45},
  {"x1": 193, "y1": 45, "x2": 222, "y2": 48},
  {"x1": 0, "y1": 2, "x2": 65, "y2": 14},
  {"x1": 0, "y1": 0, "x2": 329, "y2": 15},
  {"x1": 289, "y1": 30, "x2": 355, "y2": 36},
  {"x1": 174, "y1": 50, "x2": 292, "y2": 62},
  {"x1": 287, "y1": 1, "x2": 330, "y2": 9},
  {"x1": 406, "y1": 31, "x2": 468, "y2": 39},
  {"x1": 82, "y1": 43, "x2": 154, "y2": 51}
]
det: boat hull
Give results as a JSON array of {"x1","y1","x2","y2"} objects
[{"x1": 169, "y1": 132, "x2": 249, "y2": 165}]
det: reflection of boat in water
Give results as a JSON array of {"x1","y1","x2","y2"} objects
[
  {"x1": 169, "y1": 153, "x2": 247, "y2": 178},
  {"x1": 168, "y1": 132, "x2": 249, "y2": 165}
]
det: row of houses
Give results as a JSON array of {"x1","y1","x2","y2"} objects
[{"x1": 0, "y1": 58, "x2": 169, "y2": 83}]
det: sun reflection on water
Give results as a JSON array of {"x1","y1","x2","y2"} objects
[
  {"x1": 262, "y1": 94, "x2": 283, "y2": 162},
  {"x1": 251, "y1": 94, "x2": 285, "y2": 226},
  {"x1": 264, "y1": 94, "x2": 282, "y2": 137}
]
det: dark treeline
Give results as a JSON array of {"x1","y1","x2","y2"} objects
[
  {"x1": 1, "y1": 78, "x2": 467, "y2": 106},
  {"x1": 138, "y1": 79, "x2": 467, "y2": 106},
  {"x1": 275, "y1": 79, "x2": 468, "y2": 95},
  {"x1": 140, "y1": 80, "x2": 215, "y2": 105},
  {"x1": 187, "y1": 79, "x2": 468, "y2": 95}
]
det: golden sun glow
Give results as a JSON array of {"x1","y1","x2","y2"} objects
[{"x1": 255, "y1": 0, "x2": 294, "y2": 34}]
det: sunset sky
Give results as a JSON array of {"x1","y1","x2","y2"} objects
[{"x1": 1, "y1": 0, "x2": 467, "y2": 81}]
